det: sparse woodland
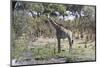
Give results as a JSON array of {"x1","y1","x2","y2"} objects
[{"x1": 11, "y1": 1, "x2": 96, "y2": 65}]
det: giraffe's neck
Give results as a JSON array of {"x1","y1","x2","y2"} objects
[
  {"x1": 48, "y1": 17, "x2": 61, "y2": 29},
  {"x1": 48, "y1": 17, "x2": 68, "y2": 32}
]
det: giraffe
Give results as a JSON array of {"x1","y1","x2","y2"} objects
[{"x1": 47, "y1": 17, "x2": 74, "y2": 53}]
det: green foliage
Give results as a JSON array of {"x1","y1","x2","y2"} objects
[
  {"x1": 31, "y1": 3, "x2": 44, "y2": 13},
  {"x1": 82, "y1": 6, "x2": 95, "y2": 17},
  {"x1": 48, "y1": 4, "x2": 66, "y2": 15}
]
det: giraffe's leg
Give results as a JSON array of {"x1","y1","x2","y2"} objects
[
  {"x1": 57, "y1": 38, "x2": 61, "y2": 53},
  {"x1": 68, "y1": 37, "x2": 72, "y2": 53},
  {"x1": 72, "y1": 39, "x2": 74, "y2": 44}
]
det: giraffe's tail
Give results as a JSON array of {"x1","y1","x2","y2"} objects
[{"x1": 72, "y1": 39, "x2": 74, "y2": 44}]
